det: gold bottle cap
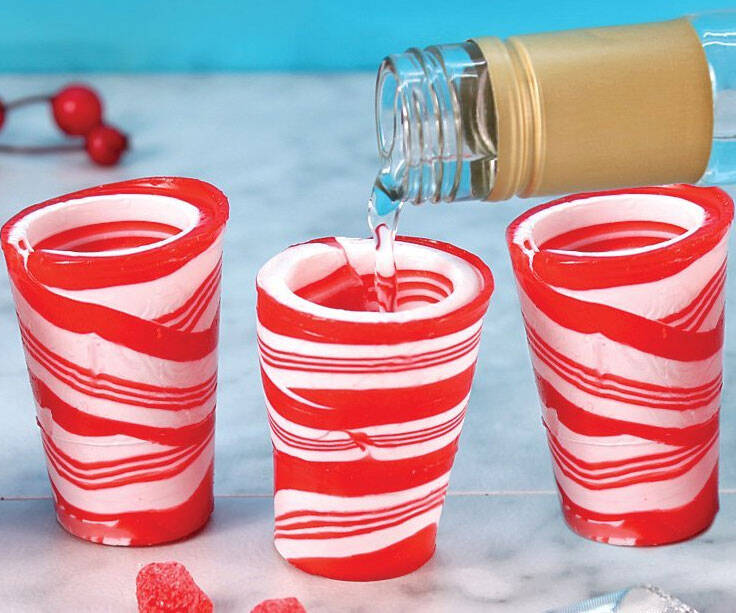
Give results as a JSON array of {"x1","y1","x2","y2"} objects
[{"x1": 473, "y1": 18, "x2": 713, "y2": 200}]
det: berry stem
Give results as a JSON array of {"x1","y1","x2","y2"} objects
[
  {"x1": 0, "y1": 142, "x2": 82, "y2": 154},
  {"x1": 5, "y1": 94, "x2": 52, "y2": 110}
]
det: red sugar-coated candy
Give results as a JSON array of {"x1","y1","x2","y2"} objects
[
  {"x1": 52, "y1": 84, "x2": 103, "y2": 135},
  {"x1": 250, "y1": 597, "x2": 307, "y2": 613},
  {"x1": 136, "y1": 562, "x2": 213, "y2": 613},
  {"x1": 85, "y1": 124, "x2": 128, "y2": 166}
]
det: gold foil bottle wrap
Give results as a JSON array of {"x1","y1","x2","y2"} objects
[{"x1": 473, "y1": 18, "x2": 714, "y2": 200}]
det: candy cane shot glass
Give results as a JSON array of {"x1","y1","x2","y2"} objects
[
  {"x1": 256, "y1": 236, "x2": 494, "y2": 580},
  {"x1": 1, "y1": 177, "x2": 229, "y2": 546},
  {"x1": 507, "y1": 185, "x2": 734, "y2": 546}
]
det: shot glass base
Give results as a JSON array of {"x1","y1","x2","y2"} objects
[
  {"x1": 50, "y1": 467, "x2": 214, "y2": 547},
  {"x1": 278, "y1": 525, "x2": 438, "y2": 581},
  {"x1": 556, "y1": 470, "x2": 719, "y2": 547}
]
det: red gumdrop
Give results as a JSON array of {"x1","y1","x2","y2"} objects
[
  {"x1": 250, "y1": 598, "x2": 307, "y2": 613},
  {"x1": 52, "y1": 84, "x2": 103, "y2": 135},
  {"x1": 85, "y1": 124, "x2": 128, "y2": 166},
  {"x1": 0, "y1": 99, "x2": 5, "y2": 131},
  {"x1": 136, "y1": 562, "x2": 213, "y2": 613}
]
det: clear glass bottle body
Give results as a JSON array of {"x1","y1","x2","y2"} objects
[
  {"x1": 375, "y1": 11, "x2": 736, "y2": 206},
  {"x1": 692, "y1": 11, "x2": 736, "y2": 186}
]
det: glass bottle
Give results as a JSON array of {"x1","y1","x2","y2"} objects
[{"x1": 374, "y1": 11, "x2": 736, "y2": 206}]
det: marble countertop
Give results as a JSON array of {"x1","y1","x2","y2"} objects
[{"x1": 0, "y1": 74, "x2": 734, "y2": 612}]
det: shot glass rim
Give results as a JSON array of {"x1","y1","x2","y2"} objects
[
  {"x1": 256, "y1": 235, "x2": 494, "y2": 341},
  {"x1": 1, "y1": 176, "x2": 229, "y2": 290},
  {"x1": 506, "y1": 184, "x2": 734, "y2": 290}
]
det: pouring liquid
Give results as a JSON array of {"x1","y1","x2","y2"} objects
[{"x1": 368, "y1": 172, "x2": 404, "y2": 312}]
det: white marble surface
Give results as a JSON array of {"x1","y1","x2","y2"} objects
[
  {"x1": 3, "y1": 494, "x2": 736, "y2": 612},
  {"x1": 0, "y1": 74, "x2": 734, "y2": 611}
]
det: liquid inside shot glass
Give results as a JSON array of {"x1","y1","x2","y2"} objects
[
  {"x1": 256, "y1": 236, "x2": 493, "y2": 580},
  {"x1": 1, "y1": 177, "x2": 229, "y2": 546},
  {"x1": 507, "y1": 184, "x2": 734, "y2": 546}
]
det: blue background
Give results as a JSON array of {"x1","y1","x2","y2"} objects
[{"x1": 0, "y1": 0, "x2": 734, "y2": 72}]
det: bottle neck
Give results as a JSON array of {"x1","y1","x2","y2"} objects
[{"x1": 375, "y1": 41, "x2": 496, "y2": 205}]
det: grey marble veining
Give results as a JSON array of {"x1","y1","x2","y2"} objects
[{"x1": 0, "y1": 74, "x2": 735, "y2": 611}]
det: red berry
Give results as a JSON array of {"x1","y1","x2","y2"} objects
[
  {"x1": 52, "y1": 84, "x2": 102, "y2": 135},
  {"x1": 85, "y1": 124, "x2": 128, "y2": 166},
  {"x1": 251, "y1": 598, "x2": 307, "y2": 613},
  {"x1": 136, "y1": 562, "x2": 213, "y2": 613}
]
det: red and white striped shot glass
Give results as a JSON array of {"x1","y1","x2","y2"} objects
[
  {"x1": 256, "y1": 236, "x2": 493, "y2": 580},
  {"x1": 507, "y1": 185, "x2": 734, "y2": 546},
  {"x1": 1, "y1": 177, "x2": 229, "y2": 546}
]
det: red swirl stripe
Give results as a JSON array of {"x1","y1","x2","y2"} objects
[
  {"x1": 267, "y1": 406, "x2": 466, "y2": 452},
  {"x1": 274, "y1": 485, "x2": 448, "y2": 541},
  {"x1": 11, "y1": 274, "x2": 220, "y2": 361},
  {"x1": 31, "y1": 376, "x2": 214, "y2": 446},
  {"x1": 155, "y1": 258, "x2": 224, "y2": 331},
  {"x1": 21, "y1": 325, "x2": 217, "y2": 411},
  {"x1": 257, "y1": 236, "x2": 492, "y2": 580},
  {"x1": 1, "y1": 177, "x2": 228, "y2": 546},
  {"x1": 257, "y1": 327, "x2": 481, "y2": 373},
  {"x1": 507, "y1": 185, "x2": 733, "y2": 546},
  {"x1": 658, "y1": 261, "x2": 726, "y2": 331},
  {"x1": 537, "y1": 377, "x2": 719, "y2": 448},
  {"x1": 260, "y1": 366, "x2": 476, "y2": 430},
  {"x1": 525, "y1": 324, "x2": 722, "y2": 411}
]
